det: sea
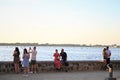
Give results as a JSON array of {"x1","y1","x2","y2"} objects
[{"x1": 0, "y1": 46, "x2": 120, "y2": 61}]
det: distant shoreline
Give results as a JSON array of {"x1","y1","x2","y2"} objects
[{"x1": 0, "y1": 43, "x2": 119, "y2": 48}]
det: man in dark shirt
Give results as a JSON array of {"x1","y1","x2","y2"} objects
[{"x1": 60, "y1": 49, "x2": 67, "y2": 66}]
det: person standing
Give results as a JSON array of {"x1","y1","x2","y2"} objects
[
  {"x1": 31, "y1": 46, "x2": 37, "y2": 73},
  {"x1": 22, "y1": 48, "x2": 30, "y2": 76},
  {"x1": 28, "y1": 47, "x2": 32, "y2": 73},
  {"x1": 60, "y1": 49, "x2": 67, "y2": 65},
  {"x1": 106, "y1": 46, "x2": 111, "y2": 65},
  {"x1": 13, "y1": 47, "x2": 20, "y2": 74}
]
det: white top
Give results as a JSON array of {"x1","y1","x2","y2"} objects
[
  {"x1": 31, "y1": 50, "x2": 37, "y2": 60},
  {"x1": 106, "y1": 50, "x2": 111, "y2": 58},
  {"x1": 28, "y1": 49, "x2": 32, "y2": 53}
]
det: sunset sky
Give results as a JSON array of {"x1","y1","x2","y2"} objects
[{"x1": 0, "y1": 0, "x2": 120, "y2": 45}]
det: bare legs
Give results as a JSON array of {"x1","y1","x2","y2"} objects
[
  {"x1": 14, "y1": 63, "x2": 19, "y2": 73},
  {"x1": 103, "y1": 59, "x2": 107, "y2": 70},
  {"x1": 24, "y1": 67, "x2": 29, "y2": 75},
  {"x1": 31, "y1": 64, "x2": 37, "y2": 73}
]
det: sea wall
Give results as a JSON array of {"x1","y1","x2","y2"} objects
[{"x1": 0, "y1": 61, "x2": 120, "y2": 73}]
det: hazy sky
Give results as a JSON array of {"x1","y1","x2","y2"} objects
[{"x1": 0, "y1": 0, "x2": 120, "y2": 45}]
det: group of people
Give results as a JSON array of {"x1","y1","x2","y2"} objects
[
  {"x1": 53, "y1": 49, "x2": 68, "y2": 70},
  {"x1": 13, "y1": 47, "x2": 68, "y2": 76},
  {"x1": 13, "y1": 46, "x2": 111, "y2": 76},
  {"x1": 102, "y1": 46, "x2": 111, "y2": 70},
  {"x1": 13, "y1": 47, "x2": 37, "y2": 76}
]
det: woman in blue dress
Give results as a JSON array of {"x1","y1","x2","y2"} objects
[{"x1": 22, "y1": 48, "x2": 30, "y2": 76}]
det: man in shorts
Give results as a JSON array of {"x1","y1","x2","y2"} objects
[{"x1": 31, "y1": 47, "x2": 37, "y2": 73}]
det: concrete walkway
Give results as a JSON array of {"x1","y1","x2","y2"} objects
[{"x1": 0, "y1": 71, "x2": 120, "y2": 80}]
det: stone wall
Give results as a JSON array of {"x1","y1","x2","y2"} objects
[{"x1": 0, "y1": 61, "x2": 120, "y2": 73}]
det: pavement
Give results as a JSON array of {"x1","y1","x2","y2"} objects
[{"x1": 0, "y1": 71, "x2": 120, "y2": 80}]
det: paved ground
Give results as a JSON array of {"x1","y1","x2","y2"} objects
[{"x1": 0, "y1": 71, "x2": 120, "y2": 80}]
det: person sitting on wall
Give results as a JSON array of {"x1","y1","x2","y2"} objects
[
  {"x1": 60, "y1": 49, "x2": 68, "y2": 66},
  {"x1": 53, "y1": 49, "x2": 62, "y2": 70},
  {"x1": 60, "y1": 49, "x2": 68, "y2": 72},
  {"x1": 102, "y1": 48, "x2": 107, "y2": 70}
]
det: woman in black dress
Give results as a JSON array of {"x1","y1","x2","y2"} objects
[{"x1": 13, "y1": 47, "x2": 20, "y2": 73}]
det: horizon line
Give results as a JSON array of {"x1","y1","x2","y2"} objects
[{"x1": 0, "y1": 42, "x2": 119, "y2": 46}]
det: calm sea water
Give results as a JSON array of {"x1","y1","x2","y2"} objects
[{"x1": 0, "y1": 46, "x2": 120, "y2": 61}]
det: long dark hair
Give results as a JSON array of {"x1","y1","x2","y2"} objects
[
  {"x1": 15, "y1": 47, "x2": 20, "y2": 55},
  {"x1": 23, "y1": 48, "x2": 28, "y2": 54}
]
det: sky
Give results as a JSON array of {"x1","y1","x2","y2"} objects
[{"x1": 0, "y1": 0, "x2": 120, "y2": 45}]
